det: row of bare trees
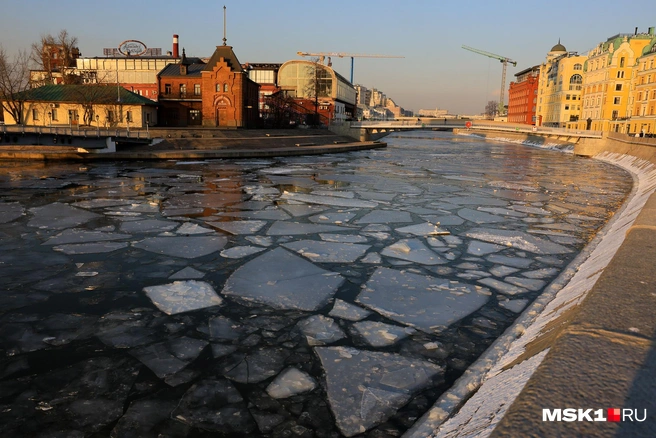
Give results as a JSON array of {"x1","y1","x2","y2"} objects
[{"x1": 1, "y1": 30, "x2": 80, "y2": 123}]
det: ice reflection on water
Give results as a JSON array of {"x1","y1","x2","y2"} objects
[{"x1": 0, "y1": 132, "x2": 632, "y2": 437}]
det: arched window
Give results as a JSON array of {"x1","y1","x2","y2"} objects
[
  {"x1": 224, "y1": 83, "x2": 229, "y2": 92},
  {"x1": 570, "y1": 74, "x2": 583, "y2": 84},
  {"x1": 573, "y1": 63, "x2": 582, "y2": 70}
]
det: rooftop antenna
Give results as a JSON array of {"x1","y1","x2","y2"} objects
[{"x1": 222, "y1": 5, "x2": 227, "y2": 46}]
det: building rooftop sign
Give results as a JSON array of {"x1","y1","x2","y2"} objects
[{"x1": 118, "y1": 40, "x2": 148, "y2": 56}]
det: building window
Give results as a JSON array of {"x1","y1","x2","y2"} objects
[
  {"x1": 574, "y1": 63, "x2": 582, "y2": 70},
  {"x1": 126, "y1": 111, "x2": 132, "y2": 122},
  {"x1": 180, "y1": 84, "x2": 186, "y2": 96},
  {"x1": 617, "y1": 71, "x2": 625, "y2": 79},
  {"x1": 32, "y1": 109, "x2": 39, "y2": 120},
  {"x1": 224, "y1": 83, "x2": 229, "y2": 92},
  {"x1": 566, "y1": 94, "x2": 571, "y2": 100},
  {"x1": 189, "y1": 109, "x2": 201, "y2": 125},
  {"x1": 194, "y1": 84, "x2": 201, "y2": 96},
  {"x1": 51, "y1": 109, "x2": 58, "y2": 121},
  {"x1": 165, "y1": 84, "x2": 171, "y2": 94},
  {"x1": 216, "y1": 84, "x2": 221, "y2": 92},
  {"x1": 565, "y1": 105, "x2": 570, "y2": 110},
  {"x1": 614, "y1": 97, "x2": 621, "y2": 105},
  {"x1": 616, "y1": 84, "x2": 622, "y2": 91},
  {"x1": 620, "y1": 57, "x2": 625, "y2": 68},
  {"x1": 107, "y1": 110, "x2": 114, "y2": 122}
]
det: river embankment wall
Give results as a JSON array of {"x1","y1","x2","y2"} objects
[{"x1": 405, "y1": 129, "x2": 656, "y2": 437}]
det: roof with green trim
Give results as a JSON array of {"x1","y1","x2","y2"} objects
[{"x1": 11, "y1": 85, "x2": 158, "y2": 106}]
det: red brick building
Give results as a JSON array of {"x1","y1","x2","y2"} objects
[
  {"x1": 156, "y1": 45, "x2": 259, "y2": 127},
  {"x1": 508, "y1": 65, "x2": 540, "y2": 125}
]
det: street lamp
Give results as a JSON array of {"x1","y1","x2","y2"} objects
[
  {"x1": 146, "y1": 120, "x2": 149, "y2": 139},
  {"x1": 96, "y1": 114, "x2": 100, "y2": 136},
  {"x1": 126, "y1": 113, "x2": 130, "y2": 136}
]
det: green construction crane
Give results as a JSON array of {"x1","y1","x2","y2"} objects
[{"x1": 462, "y1": 45, "x2": 517, "y2": 116}]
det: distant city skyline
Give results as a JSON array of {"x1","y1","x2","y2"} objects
[{"x1": 2, "y1": 0, "x2": 654, "y2": 114}]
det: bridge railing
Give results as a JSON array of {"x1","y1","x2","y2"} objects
[
  {"x1": 0, "y1": 124, "x2": 150, "y2": 139},
  {"x1": 465, "y1": 123, "x2": 603, "y2": 138}
]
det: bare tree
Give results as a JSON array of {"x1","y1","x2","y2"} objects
[
  {"x1": 484, "y1": 100, "x2": 498, "y2": 119},
  {"x1": 30, "y1": 29, "x2": 81, "y2": 85},
  {"x1": 304, "y1": 58, "x2": 327, "y2": 126},
  {"x1": 0, "y1": 45, "x2": 30, "y2": 124}
]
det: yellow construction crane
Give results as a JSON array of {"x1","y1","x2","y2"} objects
[
  {"x1": 462, "y1": 45, "x2": 517, "y2": 116},
  {"x1": 296, "y1": 51, "x2": 404, "y2": 83}
]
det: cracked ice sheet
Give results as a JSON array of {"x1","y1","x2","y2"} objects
[
  {"x1": 395, "y1": 222, "x2": 450, "y2": 236},
  {"x1": 0, "y1": 202, "x2": 24, "y2": 223},
  {"x1": 356, "y1": 267, "x2": 490, "y2": 333},
  {"x1": 280, "y1": 192, "x2": 378, "y2": 208},
  {"x1": 355, "y1": 210, "x2": 413, "y2": 224},
  {"x1": 43, "y1": 229, "x2": 131, "y2": 245},
  {"x1": 206, "y1": 220, "x2": 267, "y2": 235},
  {"x1": 381, "y1": 239, "x2": 446, "y2": 265},
  {"x1": 221, "y1": 248, "x2": 344, "y2": 311},
  {"x1": 266, "y1": 367, "x2": 317, "y2": 399},
  {"x1": 282, "y1": 240, "x2": 370, "y2": 263},
  {"x1": 133, "y1": 235, "x2": 227, "y2": 259},
  {"x1": 316, "y1": 346, "x2": 443, "y2": 437},
  {"x1": 143, "y1": 280, "x2": 223, "y2": 315},
  {"x1": 466, "y1": 228, "x2": 572, "y2": 255},
  {"x1": 296, "y1": 315, "x2": 346, "y2": 345},
  {"x1": 129, "y1": 336, "x2": 208, "y2": 380},
  {"x1": 267, "y1": 221, "x2": 346, "y2": 235},
  {"x1": 28, "y1": 202, "x2": 102, "y2": 229},
  {"x1": 53, "y1": 242, "x2": 129, "y2": 255},
  {"x1": 352, "y1": 321, "x2": 416, "y2": 347}
]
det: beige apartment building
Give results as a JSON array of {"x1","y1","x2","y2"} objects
[
  {"x1": 629, "y1": 34, "x2": 656, "y2": 135},
  {"x1": 536, "y1": 41, "x2": 586, "y2": 129},
  {"x1": 579, "y1": 29, "x2": 654, "y2": 133}
]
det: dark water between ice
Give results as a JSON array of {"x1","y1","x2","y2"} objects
[{"x1": 0, "y1": 132, "x2": 632, "y2": 437}]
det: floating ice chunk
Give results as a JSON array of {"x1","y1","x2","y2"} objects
[
  {"x1": 280, "y1": 204, "x2": 327, "y2": 217},
  {"x1": 486, "y1": 254, "x2": 533, "y2": 268},
  {"x1": 309, "y1": 211, "x2": 357, "y2": 224},
  {"x1": 478, "y1": 207, "x2": 527, "y2": 218},
  {"x1": 445, "y1": 196, "x2": 508, "y2": 206},
  {"x1": 43, "y1": 229, "x2": 131, "y2": 245},
  {"x1": 457, "y1": 270, "x2": 491, "y2": 280},
  {"x1": 504, "y1": 276, "x2": 546, "y2": 291},
  {"x1": 133, "y1": 235, "x2": 227, "y2": 259},
  {"x1": 352, "y1": 321, "x2": 415, "y2": 347},
  {"x1": 395, "y1": 222, "x2": 450, "y2": 236},
  {"x1": 71, "y1": 198, "x2": 135, "y2": 209},
  {"x1": 477, "y1": 278, "x2": 528, "y2": 296},
  {"x1": 260, "y1": 166, "x2": 314, "y2": 174},
  {"x1": 143, "y1": 280, "x2": 223, "y2": 315},
  {"x1": 0, "y1": 202, "x2": 24, "y2": 223},
  {"x1": 311, "y1": 190, "x2": 355, "y2": 198},
  {"x1": 361, "y1": 253, "x2": 382, "y2": 264},
  {"x1": 356, "y1": 210, "x2": 413, "y2": 224},
  {"x1": 522, "y1": 267, "x2": 560, "y2": 279},
  {"x1": 458, "y1": 208, "x2": 507, "y2": 224},
  {"x1": 362, "y1": 224, "x2": 391, "y2": 232},
  {"x1": 320, "y1": 233, "x2": 368, "y2": 243},
  {"x1": 204, "y1": 316, "x2": 243, "y2": 341},
  {"x1": 221, "y1": 246, "x2": 265, "y2": 259},
  {"x1": 222, "y1": 248, "x2": 344, "y2": 311},
  {"x1": 420, "y1": 214, "x2": 466, "y2": 226},
  {"x1": 218, "y1": 209, "x2": 291, "y2": 220},
  {"x1": 169, "y1": 267, "x2": 205, "y2": 280},
  {"x1": 53, "y1": 242, "x2": 129, "y2": 254},
  {"x1": 296, "y1": 315, "x2": 346, "y2": 346},
  {"x1": 466, "y1": 228, "x2": 572, "y2": 254},
  {"x1": 329, "y1": 299, "x2": 373, "y2": 321},
  {"x1": 172, "y1": 379, "x2": 255, "y2": 433},
  {"x1": 245, "y1": 235, "x2": 273, "y2": 247},
  {"x1": 120, "y1": 219, "x2": 178, "y2": 233},
  {"x1": 467, "y1": 240, "x2": 506, "y2": 256},
  {"x1": 129, "y1": 336, "x2": 208, "y2": 380},
  {"x1": 282, "y1": 240, "x2": 370, "y2": 263},
  {"x1": 315, "y1": 346, "x2": 442, "y2": 437},
  {"x1": 498, "y1": 298, "x2": 530, "y2": 313},
  {"x1": 356, "y1": 191, "x2": 397, "y2": 201},
  {"x1": 442, "y1": 235, "x2": 463, "y2": 246},
  {"x1": 356, "y1": 267, "x2": 489, "y2": 333},
  {"x1": 109, "y1": 203, "x2": 160, "y2": 214},
  {"x1": 381, "y1": 239, "x2": 446, "y2": 265},
  {"x1": 28, "y1": 202, "x2": 101, "y2": 229},
  {"x1": 112, "y1": 398, "x2": 180, "y2": 437},
  {"x1": 510, "y1": 205, "x2": 551, "y2": 215},
  {"x1": 281, "y1": 192, "x2": 378, "y2": 208},
  {"x1": 211, "y1": 344, "x2": 237, "y2": 358},
  {"x1": 266, "y1": 367, "x2": 317, "y2": 399},
  {"x1": 267, "y1": 221, "x2": 346, "y2": 235},
  {"x1": 220, "y1": 347, "x2": 288, "y2": 384},
  {"x1": 489, "y1": 265, "x2": 520, "y2": 277},
  {"x1": 176, "y1": 222, "x2": 214, "y2": 235}
]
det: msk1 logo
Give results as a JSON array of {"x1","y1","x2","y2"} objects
[{"x1": 542, "y1": 408, "x2": 647, "y2": 422}]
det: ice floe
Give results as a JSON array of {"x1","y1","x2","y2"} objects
[
  {"x1": 143, "y1": 280, "x2": 223, "y2": 315},
  {"x1": 282, "y1": 240, "x2": 370, "y2": 263},
  {"x1": 133, "y1": 235, "x2": 227, "y2": 258},
  {"x1": 351, "y1": 321, "x2": 416, "y2": 347},
  {"x1": 266, "y1": 367, "x2": 317, "y2": 399},
  {"x1": 356, "y1": 267, "x2": 490, "y2": 332}
]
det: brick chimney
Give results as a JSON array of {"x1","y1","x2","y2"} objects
[{"x1": 172, "y1": 34, "x2": 179, "y2": 58}]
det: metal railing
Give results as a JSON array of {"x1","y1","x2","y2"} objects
[
  {"x1": 0, "y1": 124, "x2": 150, "y2": 139},
  {"x1": 607, "y1": 131, "x2": 656, "y2": 145}
]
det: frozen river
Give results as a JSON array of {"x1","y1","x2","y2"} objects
[{"x1": 0, "y1": 132, "x2": 632, "y2": 437}]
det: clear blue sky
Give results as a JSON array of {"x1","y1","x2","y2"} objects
[{"x1": 2, "y1": 0, "x2": 655, "y2": 114}]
